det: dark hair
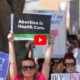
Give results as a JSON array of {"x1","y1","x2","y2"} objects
[
  {"x1": 38, "y1": 58, "x2": 44, "y2": 71},
  {"x1": 63, "y1": 52, "x2": 76, "y2": 65},
  {"x1": 20, "y1": 58, "x2": 36, "y2": 69},
  {"x1": 28, "y1": 42, "x2": 35, "y2": 50},
  {"x1": 18, "y1": 58, "x2": 36, "y2": 78}
]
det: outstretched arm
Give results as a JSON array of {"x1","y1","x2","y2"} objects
[
  {"x1": 42, "y1": 33, "x2": 54, "y2": 80},
  {"x1": 8, "y1": 31, "x2": 17, "y2": 80},
  {"x1": 28, "y1": 42, "x2": 35, "y2": 58}
]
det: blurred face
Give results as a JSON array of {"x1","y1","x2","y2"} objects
[
  {"x1": 51, "y1": 59, "x2": 64, "y2": 73},
  {"x1": 64, "y1": 59, "x2": 76, "y2": 73},
  {"x1": 31, "y1": 42, "x2": 35, "y2": 48},
  {"x1": 52, "y1": 59, "x2": 61, "y2": 69},
  {"x1": 21, "y1": 60, "x2": 36, "y2": 77}
]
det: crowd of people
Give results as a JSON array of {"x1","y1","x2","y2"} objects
[{"x1": 7, "y1": 31, "x2": 80, "y2": 80}]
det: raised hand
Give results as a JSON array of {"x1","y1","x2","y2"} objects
[{"x1": 7, "y1": 31, "x2": 14, "y2": 42}]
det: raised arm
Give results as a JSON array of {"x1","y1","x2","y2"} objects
[
  {"x1": 7, "y1": 31, "x2": 17, "y2": 80},
  {"x1": 28, "y1": 42, "x2": 35, "y2": 58},
  {"x1": 42, "y1": 33, "x2": 54, "y2": 80}
]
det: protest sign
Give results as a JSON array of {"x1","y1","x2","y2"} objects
[
  {"x1": 12, "y1": 13, "x2": 51, "y2": 40},
  {"x1": 51, "y1": 73, "x2": 80, "y2": 80},
  {"x1": 33, "y1": 10, "x2": 66, "y2": 58},
  {"x1": 0, "y1": 52, "x2": 9, "y2": 80}
]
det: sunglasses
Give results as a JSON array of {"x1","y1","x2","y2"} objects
[
  {"x1": 64, "y1": 62, "x2": 76, "y2": 67},
  {"x1": 21, "y1": 65, "x2": 35, "y2": 70}
]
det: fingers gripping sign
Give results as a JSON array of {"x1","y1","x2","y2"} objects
[{"x1": 7, "y1": 31, "x2": 14, "y2": 42}]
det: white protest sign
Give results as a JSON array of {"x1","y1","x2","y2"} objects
[
  {"x1": 51, "y1": 73, "x2": 80, "y2": 80},
  {"x1": 50, "y1": 10, "x2": 66, "y2": 58},
  {"x1": 33, "y1": 10, "x2": 66, "y2": 58}
]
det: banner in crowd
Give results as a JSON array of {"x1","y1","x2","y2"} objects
[
  {"x1": 12, "y1": 13, "x2": 51, "y2": 40},
  {"x1": 0, "y1": 52, "x2": 9, "y2": 80},
  {"x1": 33, "y1": 10, "x2": 66, "y2": 58},
  {"x1": 51, "y1": 73, "x2": 80, "y2": 80}
]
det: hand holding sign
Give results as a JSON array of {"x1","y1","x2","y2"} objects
[
  {"x1": 50, "y1": 30, "x2": 58, "y2": 38},
  {"x1": 7, "y1": 31, "x2": 14, "y2": 42}
]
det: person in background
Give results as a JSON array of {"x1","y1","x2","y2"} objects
[
  {"x1": 49, "y1": 58, "x2": 64, "y2": 80},
  {"x1": 67, "y1": 44, "x2": 74, "y2": 53},
  {"x1": 72, "y1": 40, "x2": 80, "y2": 72},
  {"x1": 8, "y1": 31, "x2": 54, "y2": 80},
  {"x1": 63, "y1": 53, "x2": 77, "y2": 73},
  {"x1": 28, "y1": 42, "x2": 35, "y2": 58},
  {"x1": 50, "y1": 58, "x2": 64, "y2": 73}
]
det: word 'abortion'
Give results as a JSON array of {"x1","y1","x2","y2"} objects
[
  {"x1": 18, "y1": 20, "x2": 45, "y2": 30},
  {"x1": 18, "y1": 20, "x2": 43, "y2": 25}
]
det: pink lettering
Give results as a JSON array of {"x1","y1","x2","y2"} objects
[
  {"x1": 78, "y1": 74, "x2": 80, "y2": 80},
  {"x1": 70, "y1": 74, "x2": 76, "y2": 80}
]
